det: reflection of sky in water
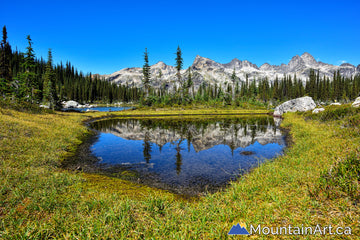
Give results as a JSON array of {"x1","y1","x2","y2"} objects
[
  {"x1": 91, "y1": 122, "x2": 286, "y2": 191},
  {"x1": 68, "y1": 107, "x2": 131, "y2": 112}
]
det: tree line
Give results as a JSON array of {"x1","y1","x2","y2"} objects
[
  {"x1": 141, "y1": 47, "x2": 360, "y2": 106},
  {"x1": 0, "y1": 26, "x2": 142, "y2": 109}
]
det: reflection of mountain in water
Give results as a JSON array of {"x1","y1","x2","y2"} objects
[{"x1": 91, "y1": 117, "x2": 285, "y2": 152}]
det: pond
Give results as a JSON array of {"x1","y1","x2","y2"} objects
[
  {"x1": 86, "y1": 116, "x2": 286, "y2": 195},
  {"x1": 63, "y1": 106, "x2": 132, "y2": 112}
]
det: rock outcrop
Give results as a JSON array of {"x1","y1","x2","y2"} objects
[
  {"x1": 352, "y1": 97, "x2": 360, "y2": 108},
  {"x1": 273, "y1": 96, "x2": 316, "y2": 117}
]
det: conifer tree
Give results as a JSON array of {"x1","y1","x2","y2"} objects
[
  {"x1": 175, "y1": 46, "x2": 183, "y2": 92},
  {"x1": 42, "y1": 49, "x2": 58, "y2": 109},
  {"x1": 231, "y1": 68, "x2": 237, "y2": 100},
  {"x1": 19, "y1": 35, "x2": 38, "y2": 102},
  {"x1": 0, "y1": 26, "x2": 12, "y2": 95},
  {"x1": 186, "y1": 67, "x2": 193, "y2": 96},
  {"x1": 142, "y1": 48, "x2": 151, "y2": 97}
]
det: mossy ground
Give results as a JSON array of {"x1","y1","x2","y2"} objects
[{"x1": 0, "y1": 106, "x2": 359, "y2": 239}]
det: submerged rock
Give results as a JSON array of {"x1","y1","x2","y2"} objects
[
  {"x1": 273, "y1": 96, "x2": 316, "y2": 117},
  {"x1": 240, "y1": 151, "x2": 254, "y2": 155},
  {"x1": 312, "y1": 108, "x2": 325, "y2": 114},
  {"x1": 352, "y1": 97, "x2": 360, "y2": 108}
]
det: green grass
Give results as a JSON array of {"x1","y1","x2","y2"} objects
[{"x1": 0, "y1": 106, "x2": 359, "y2": 239}]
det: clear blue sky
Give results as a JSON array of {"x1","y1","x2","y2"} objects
[{"x1": 1, "y1": 0, "x2": 359, "y2": 74}]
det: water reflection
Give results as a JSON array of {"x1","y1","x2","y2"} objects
[{"x1": 90, "y1": 117, "x2": 286, "y2": 195}]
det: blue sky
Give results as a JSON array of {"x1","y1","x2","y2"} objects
[{"x1": 1, "y1": 0, "x2": 360, "y2": 74}]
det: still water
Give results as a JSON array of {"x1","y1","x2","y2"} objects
[
  {"x1": 69, "y1": 106, "x2": 131, "y2": 112},
  {"x1": 90, "y1": 117, "x2": 286, "y2": 195}
]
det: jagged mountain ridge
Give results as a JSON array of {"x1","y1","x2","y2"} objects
[{"x1": 105, "y1": 52, "x2": 360, "y2": 89}]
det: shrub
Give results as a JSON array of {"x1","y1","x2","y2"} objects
[
  {"x1": 319, "y1": 153, "x2": 360, "y2": 201},
  {"x1": 304, "y1": 105, "x2": 360, "y2": 122}
]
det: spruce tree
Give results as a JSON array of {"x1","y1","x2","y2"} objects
[
  {"x1": 142, "y1": 48, "x2": 151, "y2": 97},
  {"x1": 186, "y1": 67, "x2": 193, "y2": 96},
  {"x1": 175, "y1": 46, "x2": 183, "y2": 93},
  {"x1": 42, "y1": 49, "x2": 58, "y2": 109},
  {"x1": 0, "y1": 25, "x2": 12, "y2": 95},
  {"x1": 231, "y1": 68, "x2": 237, "y2": 100},
  {"x1": 19, "y1": 35, "x2": 38, "y2": 102}
]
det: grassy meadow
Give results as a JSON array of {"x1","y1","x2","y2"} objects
[{"x1": 0, "y1": 105, "x2": 359, "y2": 239}]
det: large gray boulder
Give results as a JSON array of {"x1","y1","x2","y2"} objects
[
  {"x1": 274, "y1": 96, "x2": 316, "y2": 117},
  {"x1": 63, "y1": 100, "x2": 80, "y2": 108},
  {"x1": 352, "y1": 97, "x2": 360, "y2": 108}
]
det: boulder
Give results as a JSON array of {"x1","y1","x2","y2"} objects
[
  {"x1": 273, "y1": 96, "x2": 316, "y2": 117},
  {"x1": 85, "y1": 109, "x2": 99, "y2": 112},
  {"x1": 39, "y1": 104, "x2": 49, "y2": 109},
  {"x1": 83, "y1": 104, "x2": 94, "y2": 108},
  {"x1": 63, "y1": 100, "x2": 80, "y2": 108},
  {"x1": 330, "y1": 102, "x2": 341, "y2": 106},
  {"x1": 312, "y1": 108, "x2": 325, "y2": 114},
  {"x1": 352, "y1": 97, "x2": 360, "y2": 108}
]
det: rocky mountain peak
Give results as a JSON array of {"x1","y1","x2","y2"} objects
[
  {"x1": 260, "y1": 63, "x2": 274, "y2": 71},
  {"x1": 340, "y1": 63, "x2": 354, "y2": 67},
  {"x1": 152, "y1": 61, "x2": 169, "y2": 70},
  {"x1": 288, "y1": 55, "x2": 306, "y2": 71},
  {"x1": 224, "y1": 58, "x2": 242, "y2": 69},
  {"x1": 300, "y1": 52, "x2": 317, "y2": 66},
  {"x1": 192, "y1": 55, "x2": 222, "y2": 70},
  {"x1": 242, "y1": 60, "x2": 258, "y2": 69},
  {"x1": 193, "y1": 55, "x2": 206, "y2": 63}
]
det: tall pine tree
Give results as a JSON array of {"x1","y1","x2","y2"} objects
[
  {"x1": 42, "y1": 49, "x2": 58, "y2": 109},
  {"x1": 186, "y1": 67, "x2": 193, "y2": 97},
  {"x1": 0, "y1": 25, "x2": 12, "y2": 95},
  {"x1": 231, "y1": 67, "x2": 237, "y2": 100},
  {"x1": 19, "y1": 35, "x2": 38, "y2": 102},
  {"x1": 142, "y1": 48, "x2": 151, "y2": 97},
  {"x1": 175, "y1": 46, "x2": 183, "y2": 94}
]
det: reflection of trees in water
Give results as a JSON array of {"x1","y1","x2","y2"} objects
[
  {"x1": 143, "y1": 132, "x2": 152, "y2": 163},
  {"x1": 186, "y1": 131, "x2": 192, "y2": 152},
  {"x1": 92, "y1": 117, "x2": 275, "y2": 138},
  {"x1": 91, "y1": 116, "x2": 279, "y2": 167},
  {"x1": 175, "y1": 139, "x2": 183, "y2": 175}
]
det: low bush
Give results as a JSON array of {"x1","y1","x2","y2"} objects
[{"x1": 318, "y1": 153, "x2": 360, "y2": 201}]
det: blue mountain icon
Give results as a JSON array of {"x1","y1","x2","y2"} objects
[{"x1": 228, "y1": 223, "x2": 250, "y2": 235}]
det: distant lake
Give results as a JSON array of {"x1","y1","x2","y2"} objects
[
  {"x1": 63, "y1": 106, "x2": 131, "y2": 112},
  {"x1": 87, "y1": 116, "x2": 286, "y2": 195}
]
